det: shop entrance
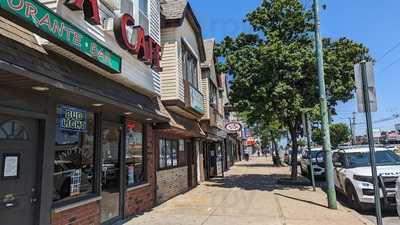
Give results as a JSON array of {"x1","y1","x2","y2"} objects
[
  {"x1": 101, "y1": 122, "x2": 123, "y2": 224},
  {"x1": 0, "y1": 114, "x2": 40, "y2": 225},
  {"x1": 186, "y1": 140, "x2": 197, "y2": 189}
]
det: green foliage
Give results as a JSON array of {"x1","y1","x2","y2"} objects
[
  {"x1": 312, "y1": 123, "x2": 351, "y2": 148},
  {"x1": 215, "y1": 0, "x2": 370, "y2": 177}
]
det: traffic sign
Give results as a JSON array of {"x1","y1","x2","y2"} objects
[{"x1": 354, "y1": 62, "x2": 377, "y2": 112}]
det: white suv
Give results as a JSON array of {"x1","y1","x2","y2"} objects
[
  {"x1": 396, "y1": 176, "x2": 400, "y2": 217},
  {"x1": 332, "y1": 147, "x2": 400, "y2": 210}
]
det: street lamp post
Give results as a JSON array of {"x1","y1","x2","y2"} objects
[{"x1": 312, "y1": 0, "x2": 337, "y2": 209}]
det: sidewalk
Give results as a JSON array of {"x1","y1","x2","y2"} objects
[{"x1": 123, "y1": 157, "x2": 372, "y2": 225}]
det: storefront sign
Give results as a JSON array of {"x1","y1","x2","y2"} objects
[
  {"x1": 0, "y1": 0, "x2": 122, "y2": 73},
  {"x1": 58, "y1": 105, "x2": 87, "y2": 132},
  {"x1": 225, "y1": 122, "x2": 242, "y2": 132},
  {"x1": 189, "y1": 86, "x2": 204, "y2": 113},
  {"x1": 114, "y1": 13, "x2": 161, "y2": 71}
]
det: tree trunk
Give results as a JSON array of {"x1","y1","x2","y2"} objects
[
  {"x1": 272, "y1": 139, "x2": 281, "y2": 166},
  {"x1": 289, "y1": 126, "x2": 299, "y2": 180}
]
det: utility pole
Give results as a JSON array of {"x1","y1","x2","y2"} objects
[
  {"x1": 352, "y1": 112, "x2": 357, "y2": 145},
  {"x1": 312, "y1": 0, "x2": 337, "y2": 209}
]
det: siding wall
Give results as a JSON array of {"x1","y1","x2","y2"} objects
[
  {"x1": 160, "y1": 27, "x2": 180, "y2": 101},
  {"x1": 149, "y1": 0, "x2": 161, "y2": 95},
  {"x1": 159, "y1": 17, "x2": 204, "y2": 103},
  {"x1": 0, "y1": 17, "x2": 44, "y2": 53},
  {"x1": 178, "y1": 18, "x2": 202, "y2": 92}
]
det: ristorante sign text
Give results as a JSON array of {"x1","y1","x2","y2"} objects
[{"x1": 0, "y1": 0, "x2": 122, "y2": 73}]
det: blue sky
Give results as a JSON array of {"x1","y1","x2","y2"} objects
[{"x1": 190, "y1": 0, "x2": 400, "y2": 135}]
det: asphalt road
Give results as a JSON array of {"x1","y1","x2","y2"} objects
[{"x1": 362, "y1": 210, "x2": 399, "y2": 225}]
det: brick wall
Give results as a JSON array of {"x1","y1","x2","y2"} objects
[
  {"x1": 156, "y1": 166, "x2": 188, "y2": 204},
  {"x1": 124, "y1": 124, "x2": 156, "y2": 216},
  {"x1": 51, "y1": 201, "x2": 100, "y2": 225}
]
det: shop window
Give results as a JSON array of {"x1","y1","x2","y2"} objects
[
  {"x1": 159, "y1": 139, "x2": 184, "y2": 169},
  {"x1": 125, "y1": 121, "x2": 146, "y2": 187},
  {"x1": 53, "y1": 105, "x2": 96, "y2": 203}
]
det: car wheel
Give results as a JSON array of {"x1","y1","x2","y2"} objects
[
  {"x1": 346, "y1": 183, "x2": 363, "y2": 211},
  {"x1": 300, "y1": 166, "x2": 306, "y2": 176}
]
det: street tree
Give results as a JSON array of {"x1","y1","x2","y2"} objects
[
  {"x1": 216, "y1": 0, "x2": 370, "y2": 179},
  {"x1": 313, "y1": 123, "x2": 351, "y2": 148}
]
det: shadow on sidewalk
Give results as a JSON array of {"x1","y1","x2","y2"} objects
[
  {"x1": 235, "y1": 163, "x2": 278, "y2": 168},
  {"x1": 274, "y1": 193, "x2": 328, "y2": 208},
  {"x1": 205, "y1": 174, "x2": 312, "y2": 192}
]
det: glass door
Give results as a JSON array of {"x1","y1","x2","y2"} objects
[{"x1": 101, "y1": 124, "x2": 122, "y2": 224}]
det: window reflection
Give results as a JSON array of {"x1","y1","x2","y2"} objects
[
  {"x1": 126, "y1": 121, "x2": 145, "y2": 186},
  {"x1": 53, "y1": 107, "x2": 95, "y2": 202},
  {"x1": 101, "y1": 127, "x2": 120, "y2": 223}
]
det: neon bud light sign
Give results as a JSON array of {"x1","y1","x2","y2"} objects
[{"x1": 64, "y1": 0, "x2": 162, "y2": 71}]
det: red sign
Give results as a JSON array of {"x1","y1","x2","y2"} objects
[
  {"x1": 246, "y1": 137, "x2": 256, "y2": 146},
  {"x1": 127, "y1": 121, "x2": 136, "y2": 130},
  {"x1": 113, "y1": 13, "x2": 161, "y2": 71},
  {"x1": 64, "y1": 0, "x2": 161, "y2": 72}
]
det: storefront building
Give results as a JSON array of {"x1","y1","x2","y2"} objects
[
  {"x1": 199, "y1": 39, "x2": 227, "y2": 180},
  {"x1": 0, "y1": 0, "x2": 167, "y2": 224},
  {"x1": 156, "y1": 0, "x2": 206, "y2": 203}
]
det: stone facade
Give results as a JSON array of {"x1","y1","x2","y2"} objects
[{"x1": 156, "y1": 166, "x2": 188, "y2": 204}]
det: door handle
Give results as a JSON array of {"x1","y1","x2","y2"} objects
[{"x1": 5, "y1": 202, "x2": 15, "y2": 208}]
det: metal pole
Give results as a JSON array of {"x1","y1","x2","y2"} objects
[
  {"x1": 305, "y1": 113, "x2": 316, "y2": 191},
  {"x1": 360, "y1": 61, "x2": 383, "y2": 225},
  {"x1": 313, "y1": 0, "x2": 337, "y2": 209},
  {"x1": 352, "y1": 112, "x2": 357, "y2": 145},
  {"x1": 348, "y1": 118, "x2": 353, "y2": 144}
]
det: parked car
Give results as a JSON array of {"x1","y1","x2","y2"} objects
[
  {"x1": 396, "y1": 176, "x2": 400, "y2": 217},
  {"x1": 284, "y1": 149, "x2": 303, "y2": 165},
  {"x1": 300, "y1": 148, "x2": 325, "y2": 178},
  {"x1": 332, "y1": 147, "x2": 400, "y2": 210}
]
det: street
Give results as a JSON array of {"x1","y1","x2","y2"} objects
[
  {"x1": 123, "y1": 157, "x2": 374, "y2": 225},
  {"x1": 363, "y1": 211, "x2": 398, "y2": 225}
]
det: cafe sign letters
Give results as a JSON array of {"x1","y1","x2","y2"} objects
[{"x1": 0, "y1": 0, "x2": 161, "y2": 73}]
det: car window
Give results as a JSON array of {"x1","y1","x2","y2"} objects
[
  {"x1": 346, "y1": 150, "x2": 400, "y2": 167},
  {"x1": 332, "y1": 152, "x2": 340, "y2": 163}
]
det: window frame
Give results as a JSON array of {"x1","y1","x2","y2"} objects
[
  {"x1": 52, "y1": 109, "x2": 102, "y2": 209},
  {"x1": 158, "y1": 138, "x2": 185, "y2": 170},
  {"x1": 182, "y1": 41, "x2": 199, "y2": 89},
  {"x1": 124, "y1": 120, "x2": 147, "y2": 189}
]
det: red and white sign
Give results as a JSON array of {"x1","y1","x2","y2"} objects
[{"x1": 225, "y1": 121, "x2": 242, "y2": 132}]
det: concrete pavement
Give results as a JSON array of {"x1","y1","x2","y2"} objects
[{"x1": 123, "y1": 157, "x2": 373, "y2": 225}]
